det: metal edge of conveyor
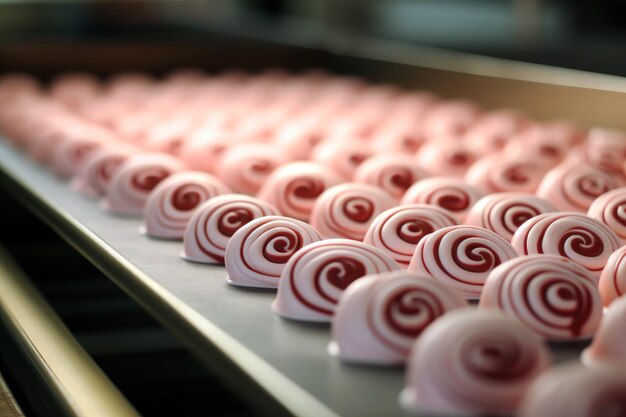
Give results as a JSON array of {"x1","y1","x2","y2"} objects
[
  {"x1": 0, "y1": 148, "x2": 340, "y2": 417},
  {"x1": 0, "y1": 371, "x2": 25, "y2": 417},
  {"x1": 0, "y1": 244, "x2": 141, "y2": 417}
]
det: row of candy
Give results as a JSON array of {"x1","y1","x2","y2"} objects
[{"x1": 3, "y1": 70, "x2": 626, "y2": 416}]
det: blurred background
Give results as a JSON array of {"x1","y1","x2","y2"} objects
[{"x1": 1, "y1": 0, "x2": 625, "y2": 76}]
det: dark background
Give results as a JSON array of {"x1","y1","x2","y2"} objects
[{"x1": 1, "y1": 0, "x2": 625, "y2": 76}]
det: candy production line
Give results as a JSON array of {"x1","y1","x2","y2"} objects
[{"x1": 1, "y1": 2, "x2": 626, "y2": 417}]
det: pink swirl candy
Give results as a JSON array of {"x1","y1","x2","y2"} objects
[
  {"x1": 598, "y1": 245, "x2": 626, "y2": 307},
  {"x1": 408, "y1": 225, "x2": 518, "y2": 299},
  {"x1": 511, "y1": 212, "x2": 621, "y2": 280},
  {"x1": 273, "y1": 120, "x2": 326, "y2": 160},
  {"x1": 272, "y1": 239, "x2": 400, "y2": 322},
  {"x1": 71, "y1": 144, "x2": 137, "y2": 198},
  {"x1": 49, "y1": 127, "x2": 111, "y2": 178},
  {"x1": 401, "y1": 309, "x2": 551, "y2": 416},
  {"x1": 504, "y1": 125, "x2": 569, "y2": 168},
  {"x1": 182, "y1": 194, "x2": 279, "y2": 264},
  {"x1": 587, "y1": 187, "x2": 626, "y2": 244},
  {"x1": 363, "y1": 204, "x2": 458, "y2": 268},
  {"x1": 370, "y1": 122, "x2": 427, "y2": 155},
  {"x1": 217, "y1": 143, "x2": 290, "y2": 194},
  {"x1": 224, "y1": 216, "x2": 322, "y2": 289},
  {"x1": 353, "y1": 154, "x2": 430, "y2": 199},
  {"x1": 465, "y1": 193, "x2": 556, "y2": 241},
  {"x1": 104, "y1": 153, "x2": 186, "y2": 216},
  {"x1": 50, "y1": 72, "x2": 101, "y2": 109},
  {"x1": 330, "y1": 271, "x2": 467, "y2": 365},
  {"x1": 519, "y1": 364, "x2": 626, "y2": 417},
  {"x1": 310, "y1": 183, "x2": 397, "y2": 240},
  {"x1": 415, "y1": 139, "x2": 478, "y2": 178},
  {"x1": 583, "y1": 128, "x2": 626, "y2": 173},
  {"x1": 177, "y1": 127, "x2": 231, "y2": 174},
  {"x1": 257, "y1": 162, "x2": 343, "y2": 221},
  {"x1": 536, "y1": 162, "x2": 624, "y2": 212},
  {"x1": 311, "y1": 140, "x2": 374, "y2": 180},
  {"x1": 401, "y1": 177, "x2": 483, "y2": 222},
  {"x1": 480, "y1": 255, "x2": 602, "y2": 340},
  {"x1": 582, "y1": 294, "x2": 626, "y2": 367},
  {"x1": 143, "y1": 172, "x2": 231, "y2": 239},
  {"x1": 422, "y1": 99, "x2": 481, "y2": 138},
  {"x1": 464, "y1": 154, "x2": 548, "y2": 194}
]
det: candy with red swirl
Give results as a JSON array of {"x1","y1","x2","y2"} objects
[
  {"x1": 511, "y1": 212, "x2": 621, "y2": 280},
  {"x1": 71, "y1": 144, "x2": 137, "y2": 198},
  {"x1": 257, "y1": 162, "x2": 342, "y2": 221},
  {"x1": 463, "y1": 109, "x2": 530, "y2": 154},
  {"x1": 408, "y1": 225, "x2": 517, "y2": 299},
  {"x1": 182, "y1": 194, "x2": 279, "y2": 264},
  {"x1": 421, "y1": 99, "x2": 481, "y2": 138},
  {"x1": 104, "y1": 153, "x2": 186, "y2": 216},
  {"x1": 401, "y1": 177, "x2": 483, "y2": 222},
  {"x1": 464, "y1": 154, "x2": 549, "y2": 194},
  {"x1": 49, "y1": 127, "x2": 112, "y2": 178},
  {"x1": 415, "y1": 139, "x2": 478, "y2": 178},
  {"x1": 587, "y1": 187, "x2": 626, "y2": 244},
  {"x1": 582, "y1": 128, "x2": 626, "y2": 173},
  {"x1": 224, "y1": 215, "x2": 322, "y2": 289},
  {"x1": 400, "y1": 309, "x2": 551, "y2": 416},
  {"x1": 353, "y1": 154, "x2": 430, "y2": 199},
  {"x1": 480, "y1": 255, "x2": 602, "y2": 340},
  {"x1": 143, "y1": 172, "x2": 231, "y2": 239},
  {"x1": 330, "y1": 271, "x2": 467, "y2": 365},
  {"x1": 536, "y1": 162, "x2": 624, "y2": 212},
  {"x1": 311, "y1": 140, "x2": 374, "y2": 180},
  {"x1": 309, "y1": 183, "x2": 397, "y2": 241},
  {"x1": 465, "y1": 192, "x2": 556, "y2": 241},
  {"x1": 217, "y1": 143, "x2": 290, "y2": 195},
  {"x1": 582, "y1": 294, "x2": 626, "y2": 367},
  {"x1": 504, "y1": 125, "x2": 569, "y2": 168},
  {"x1": 177, "y1": 126, "x2": 232, "y2": 174},
  {"x1": 272, "y1": 239, "x2": 400, "y2": 322},
  {"x1": 371, "y1": 122, "x2": 427, "y2": 156},
  {"x1": 519, "y1": 363, "x2": 626, "y2": 417},
  {"x1": 363, "y1": 204, "x2": 458, "y2": 268},
  {"x1": 598, "y1": 245, "x2": 626, "y2": 307},
  {"x1": 273, "y1": 120, "x2": 326, "y2": 160}
]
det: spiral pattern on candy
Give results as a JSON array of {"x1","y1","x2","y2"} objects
[
  {"x1": 408, "y1": 225, "x2": 518, "y2": 299},
  {"x1": 143, "y1": 172, "x2": 230, "y2": 239},
  {"x1": 105, "y1": 153, "x2": 185, "y2": 216},
  {"x1": 364, "y1": 204, "x2": 458, "y2": 268},
  {"x1": 519, "y1": 364, "x2": 626, "y2": 417},
  {"x1": 353, "y1": 154, "x2": 430, "y2": 199},
  {"x1": 464, "y1": 155, "x2": 548, "y2": 194},
  {"x1": 587, "y1": 187, "x2": 626, "y2": 244},
  {"x1": 465, "y1": 193, "x2": 556, "y2": 241},
  {"x1": 331, "y1": 271, "x2": 467, "y2": 364},
  {"x1": 310, "y1": 183, "x2": 397, "y2": 240},
  {"x1": 598, "y1": 245, "x2": 626, "y2": 307},
  {"x1": 401, "y1": 309, "x2": 551, "y2": 416},
  {"x1": 51, "y1": 135, "x2": 105, "y2": 178},
  {"x1": 536, "y1": 162, "x2": 624, "y2": 212},
  {"x1": 480, "y1": 255, "x2": 602, "y2": 340},
  {"x1": 182, "y1": 194, "x2": 279, "y2": 264},
  {"x1": 217, "y1": 143, "x2": 290, "y2": 195},
  {"x1": 257, "y1": 162, "x2": 342, "y2": 221},
  {"x1": 71, "y1": 145, "x2": 135, "y2": 197},
  {"x1": 401, "y1": 177, "x2": 483, "y2": 222},
  {"x1": 511, "y1": 212, "x2": 621, "y2": 280},
  {"x1": 225, "y1": 216, "x2": 322, "y2": 289},
  {"x1": 272, "y1": 239, "x2": 400, "y2": 322}
]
